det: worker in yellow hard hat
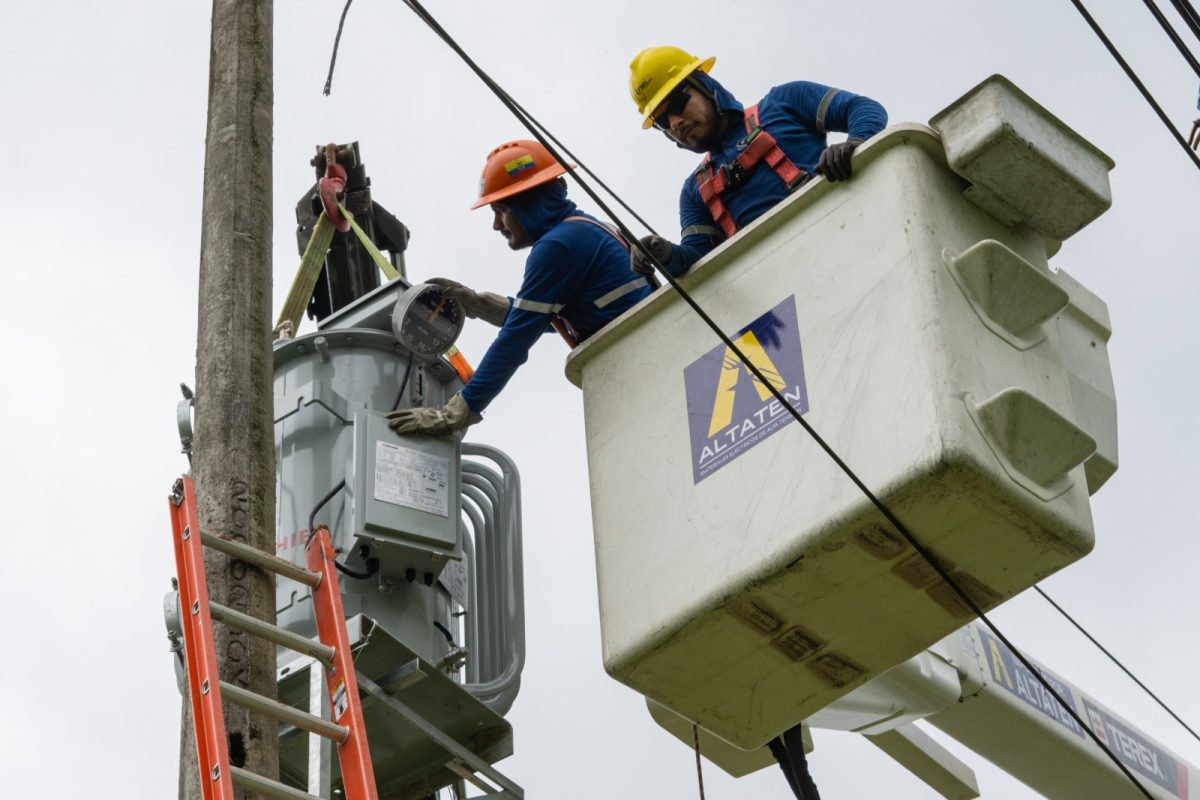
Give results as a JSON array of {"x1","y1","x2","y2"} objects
[
  {"x1": 627, "y1": 45, "x2": 888, "y2": 279},
  {"x1": 386, "y1": 139, "x2": 652, "y2": 436},
  {"x1": 628, "y1": 46, "x2": 882, "y2": 800}
]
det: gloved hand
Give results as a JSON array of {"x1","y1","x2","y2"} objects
[
  {"x1": 386, "y1": 393, "x2": 481, "y2": 436},
  {"x1": 630, "y1": 235, "x2": 674, "y2": 276},
  {"x1": 426, "y1": 277, "x2": 510, "y2": 327},
  {"x1": 1190, "y1": 118, "x2": 1200, "y2": 151},
  {"x1": 816, "y1": 138, "x2": 864, "y2": 182}
]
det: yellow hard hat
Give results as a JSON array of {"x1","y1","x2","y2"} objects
[{"x1": 629, "y1": 46, "x2": 716, "y2": 130}]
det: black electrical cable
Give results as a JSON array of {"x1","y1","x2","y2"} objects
[
  {"x1": 1037, "y1": 586, "x2": 1200, "y2": 744},
  {"x1": 307, "y1": 479, "x2": 347, "y2": 545},
  {"x1": 392, "y1": 350, "x2": 417, "y2": 411},
  {"x1": 691, "y1": 724, "x2": 707, "y2": 800},
  {"x1": 307, "y1": 483, "x2": 380, "y2": 578},
  {"x1": 335, "y1": 557, "x2": 379, "y2": 580},
  {"x1": 504, "y1": 94, "x2": 661, "y2": 236},
  {"x1": 323, "y1": 0, "x2": 355, "y2": 96},
  {"x1": 433, "y1": 620, "x2": 455, "y2": 644},
  {"x1": 1068, "y1": 0, "x2": 1200, "y2": 172},
  {"x1": 1140, "y1": 0, "x2": 1200, "y2": 78},
  {"x1": 388, "y1": 4, "x2": 1159, "y2": 795},
  {"x1": 1169, "y1": 0, "x2": 1200, "y2": 41}
]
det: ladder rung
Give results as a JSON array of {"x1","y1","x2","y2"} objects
[
  {"x1": 230, "y1": 766, "x2": 323, "y2": 800},
  {"x1": 209, "y1": 602, "x2": 335, "y2": 667},
  {"x1": 220, "y1": 681, "x2": 348, "y2": 743},
  {"x1": 201, "y1": 532, "x2": 321, "y2": 588}
]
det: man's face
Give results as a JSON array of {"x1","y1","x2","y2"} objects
[
  {"x1": 491, "y1": 202, "x2": 533, "y2": 250},
  {"x1": 655, "y1": 83, "x2": 722, "y2": 153}
]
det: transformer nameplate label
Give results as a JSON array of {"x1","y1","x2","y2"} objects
[{"x1": 374, "y1": 441, "x2": 450, "y2": 517}]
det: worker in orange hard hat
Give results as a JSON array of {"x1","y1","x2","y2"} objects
[
  {"x1": 627, "y1": 45, "x2": 888, "y2": 280},
  {"x1": 386, "y1": 139, "x2": 653, "y2": 436}
]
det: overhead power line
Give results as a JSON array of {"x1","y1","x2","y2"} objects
[
  {"x1": 1139, "y1": 0, "x2": 1200, "y2": 78},
  {"x1": 1069, "y1": 0, "x2": 1200, "y2": 171},
  {"x1": 326, "y1": 4, "x2": 1160, "y2": 796},
  {"x1": 1036, "y1": 587, "x2": 1200, "y2": 745},
  {"x1": 1168, "y1": 0, "x2": 1200, "y2": 42}
]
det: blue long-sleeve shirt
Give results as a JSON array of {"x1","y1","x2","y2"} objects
[
  {"x1": 460, "y1": 181, "x2": 651, "y2": 414},
  {"x1": 666, "y1": 74, "x2": 887, "y2": 275}
]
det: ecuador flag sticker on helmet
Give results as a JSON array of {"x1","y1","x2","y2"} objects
[
  {"x1": 471, "y1": 140, "x2": 574, "y2": 210},
  {"x1": 504, "y1": 155, "x2": 536, "y2": 176}
]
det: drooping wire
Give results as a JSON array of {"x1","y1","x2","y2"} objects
[
  {"x1": 1036, "y1": 586, "x2": 1200, "y2": 744},
  {"x1": 1068, "y1": 0, "x2": 1200, "y2": 171},
  {"x1": 1139, "y1": 0, "x2": 1200, "y2": 78},
  {"x1": 333, "y1": 3, "x2": 1157, "y2": 795},
  {"x1": 323, "y1": 0, "x2": 355, "y2": 96}
]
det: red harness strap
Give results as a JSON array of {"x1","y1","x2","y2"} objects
[{"x1": 695, "y1": 104, "x2": 809, "y2": 238}]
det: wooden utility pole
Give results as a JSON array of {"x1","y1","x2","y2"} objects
[{"x1": 180, "y1": 2, "x2": 276, "y2": 797}]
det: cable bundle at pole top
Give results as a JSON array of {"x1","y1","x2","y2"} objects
[{"x1": 317, "y1": 1, "x2": 1200, "y2": 796}]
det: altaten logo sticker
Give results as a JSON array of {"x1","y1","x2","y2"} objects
[{"x1": 684, "y1": 295, "x2": 808, "y2": 483}]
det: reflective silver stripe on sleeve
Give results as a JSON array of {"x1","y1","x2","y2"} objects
[
  {"x1": 815, "y1": 87, "x2": 840, "y2": 134},
  {"x1": 593, "y1": 277, "x2": 650, "y2": 309},
  {"x1": 512, "y1": 297, "x2": 565, "y2": 314},
  {"x1": 681, "y1": 224, "x2": 724, "y2": 240}
]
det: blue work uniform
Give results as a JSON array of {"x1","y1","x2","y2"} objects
[
  {"x1": 460, "y1": 180, "x2": 652, "y2": 414},
  {"x1": 665, "y1": 73, "x2": 887, "y2": 276}
]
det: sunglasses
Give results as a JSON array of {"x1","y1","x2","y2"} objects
[{"x1": 652, "y1": 84, "x2": 692, "y2": 131}]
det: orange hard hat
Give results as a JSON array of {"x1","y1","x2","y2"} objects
[{"x1": 470, "y1": 140, "x2": 575, "y2": 210}]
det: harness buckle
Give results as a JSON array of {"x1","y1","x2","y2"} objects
[
  {"x1": 784, "y1": 169, "x2": 812, "y2": 193},
  {"x1": 718, "y1": 161, "x2": 747, "y2": 189}
]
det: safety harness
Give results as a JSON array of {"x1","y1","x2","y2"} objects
[
  {"x1": 695, "y1": 104, "x2": 809, "y2": 238},
  {"x1": 540, "y1": 215, "x2": 644, "y2": 348}
]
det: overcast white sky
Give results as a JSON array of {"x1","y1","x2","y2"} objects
[{"x1": 1, "y1": 1, "x2": 1197, "y2": 797}]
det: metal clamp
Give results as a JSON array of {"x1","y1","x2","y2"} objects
[{"x1": 176, "y1": 383, "x2": 195, "y2": 462}]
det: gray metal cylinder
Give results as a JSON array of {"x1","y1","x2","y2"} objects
[{"x1": 272, "y1": 328, "x2": 460, "y2": 668}]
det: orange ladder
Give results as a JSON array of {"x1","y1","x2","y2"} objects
[{"x1": 169, "y1": 475, "x2": 378, "y2": 800}]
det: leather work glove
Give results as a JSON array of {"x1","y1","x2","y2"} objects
[
  {"x1": 426, "y1": 277, "x2": 510, "y2": 327},
  {"x1": 630, "y1": 235, "x2": 674, "y2": 277},
  {"x1": 816, "y1": 138, "x2": 864, "y2": 182},
  {"x1": 386, "y1": 393, "x2": 481, "y2": 436}
]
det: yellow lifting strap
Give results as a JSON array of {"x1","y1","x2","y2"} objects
[
  {"x1": 274, "y1": 204, "x2": 400, "y2": 334},
  {"x1": 272, "y1": 205, "x2": 475, "y2": 384}
]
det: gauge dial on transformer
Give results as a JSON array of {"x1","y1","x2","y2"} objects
[{"x1": 391, "y1": 282, "x2": 466, "y2": 359}]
